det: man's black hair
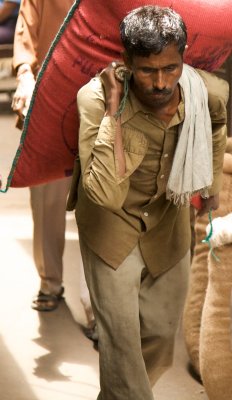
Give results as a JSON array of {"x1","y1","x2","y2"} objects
[{"x1": 120, "y1": 5, "x2": 187, "y2": 59}]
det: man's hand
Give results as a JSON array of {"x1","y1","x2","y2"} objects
[
  {"x1": 100, "y1": 61, "x2": 125, "y2": 116},
  {"x1": 197, "y1": 193, "x2": 219, "y2": 217},
  {"x1": 100, "y1": 61, "x2": 127, "y2": 177},
  {"x1": 12, "y1": 64, "x2": 36, "y2": 120}
]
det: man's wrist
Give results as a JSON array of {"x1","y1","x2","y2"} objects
[
  {"x1": 17, "y1": 64, "x2": 33, "y2": 77},
  {"x1": 105, "y1": 97, "x2": 120, "y2": 116}
]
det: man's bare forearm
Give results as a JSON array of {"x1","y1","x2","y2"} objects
[{"x1": 104, "y1": 88, "x2": 126, "y2": 178}]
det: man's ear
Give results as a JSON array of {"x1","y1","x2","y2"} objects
[
  {"x1": 122, "y1": 51, "x2": 132, "y2": 70},
  {"x1": 181, "y1": 45, "x2": 188, "y2": 59}
]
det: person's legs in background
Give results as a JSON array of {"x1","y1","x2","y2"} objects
[
  {"x1": 30, "y1": 177, "x2": 95, "y2": 339},
  {"x1": 30, "y1": 178, "x2": 71, "y2": 310}
]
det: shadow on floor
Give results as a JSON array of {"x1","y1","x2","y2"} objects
[
  {"x1": 0, "y1": 336, "x2": 39, "y2": 400},
  {"x1": 32, "y1": 301, "x2": 98, "y2": 382},
  {"x1": 33, "y1": 301, "x2": 76, "y2": 382}
]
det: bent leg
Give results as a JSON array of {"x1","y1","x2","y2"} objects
[
  {"x1": 140, "y1": 251, "x2": 190, "y2": 386},
  {"x1": 79, "y1": 238, "x2": 154, "y2": 400}
]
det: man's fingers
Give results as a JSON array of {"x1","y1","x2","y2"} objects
[
  {"x1": 25, "y1": 96, "x2": 32, "y2": 110},
  {"x1": 197, "y1": 206, "x2": 207, "y2": 217},
  {"x1": 197, "y1": 194, "x2": 219, "y2": 217},
  {"x1": 12, "y1": 97, "x2": 26, "y2": 113},
  {"x1": 110, "y1": 60, "x2": 122, "y2": 68}
]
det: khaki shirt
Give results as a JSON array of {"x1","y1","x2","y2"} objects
[
  {"x1": 13, "y1": 0, "x2": 74, "y2": 73},
  {"x1": 73, "y1": 69, "x2": 228, "y2": 277}
]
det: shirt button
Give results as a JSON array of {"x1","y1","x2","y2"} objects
[
  {"x1": 143, "y1": 212, "x2": 149, "y2": 217},
  {"x1": 160, "y1": 174, "x2": 165, "y2": 179},
  {"x1": 164, "y1": 153, "x2": 169, "y2": 158}
]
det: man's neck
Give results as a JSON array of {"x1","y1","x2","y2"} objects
[{"x1": 132, "y1": 84, "x2": 181, "y2": 125}]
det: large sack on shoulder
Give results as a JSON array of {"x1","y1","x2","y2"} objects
[{"x1": 2, "y1": 0, "x2": 232, "y2": 190}]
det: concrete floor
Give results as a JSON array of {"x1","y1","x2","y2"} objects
[{"x1": 0, "y1": 102, "x2": 208, "y2": 399}]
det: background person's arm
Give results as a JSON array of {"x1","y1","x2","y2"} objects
[
  {"x1": 11, "y1": 0, "x2": 39, "y2": 119},
  {"x1": 13, "y1": 0, "x2": 40, "y2": 73}
]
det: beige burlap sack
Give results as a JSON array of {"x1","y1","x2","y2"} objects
[
  {"x1": 183, "y1": 211, "x2": 209, "y2": 376},
  {"x1": 183, "y1": 141, "x2": 232, "y2": 377},
  {"x1": 200, "y1": 214, "x2": 232, "y2": 400}
]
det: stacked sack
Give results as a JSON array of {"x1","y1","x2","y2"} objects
[{"x1": 183, "y1": 138, "x2": 232, "y2": 398}]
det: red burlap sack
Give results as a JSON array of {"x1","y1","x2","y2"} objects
[{"x1": 3, "y1": 0, "x2": 232, "y2": 189}]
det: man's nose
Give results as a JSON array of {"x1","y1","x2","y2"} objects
[{"x1": 153, "y1": 70, "x2": 166, "y2": 90}]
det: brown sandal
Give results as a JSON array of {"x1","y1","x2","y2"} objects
[{"x1": 31, "y1": 287, "x2": 64, "y2": 311}]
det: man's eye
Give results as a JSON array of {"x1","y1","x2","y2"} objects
[
  {"x1": 164, "y1": 66, "x2": 176, "y2": 72},
  {"x1": 141, "y1": 68, "x2": 153, "y2": 74}
]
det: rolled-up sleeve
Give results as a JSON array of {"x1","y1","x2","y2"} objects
[
  {"x1": 13, "y1": 0, "x2": 40, "y2": 72},
  {"x1": 77, "y1": 78, "x2": 130, "y2": 211}
]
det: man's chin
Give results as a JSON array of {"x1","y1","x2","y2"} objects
[{"x1": 148, "y1": 95, "x2": 170, "y2": 107}]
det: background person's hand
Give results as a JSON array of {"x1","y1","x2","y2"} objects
[{"x1": 12, "y1": 64, "x2": 36, "y2": 120}]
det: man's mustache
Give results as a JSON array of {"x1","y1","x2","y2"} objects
[{"x1": 146, "y1": 88, "x2": 172, "y2": 95}]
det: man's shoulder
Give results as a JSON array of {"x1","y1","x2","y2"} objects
[
  {"x1": 196, "y1": 68, "x2": 229, "y2": 100},
  {"x1": 77, "y1": 76, "x2": 104, "y2": 103},
  {"x1": 196, "y1": 68, "x2": 229, "y2": 121},
  {"x1": 77, "y1": 76, "x2": 106, "y2": 115}
]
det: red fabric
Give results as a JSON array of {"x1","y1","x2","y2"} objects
[
  {"x1": 10, "y1": 0, "x2": 232, "y2": 187},
  {"x1": 191, "y1": 195, "x2": 203, "y2": 210}
]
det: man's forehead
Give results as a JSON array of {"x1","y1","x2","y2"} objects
[{"x1": 131, "y1": 46, "x2": 183, "y2": 68}]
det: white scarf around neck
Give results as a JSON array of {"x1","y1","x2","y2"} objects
[{"x1": 166, "y1": 63, "x2": 213, "y2": 207}]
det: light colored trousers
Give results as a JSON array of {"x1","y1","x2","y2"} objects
[
  {"x1": 30, "y1": 178, "x2": 93, "y2": 322},
  {"x1": 79, "y1": 237, "x2": 190, "y2": 400},
  {"x1": 30, "y1": 177, "x2": 71, "y2": 295}
]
